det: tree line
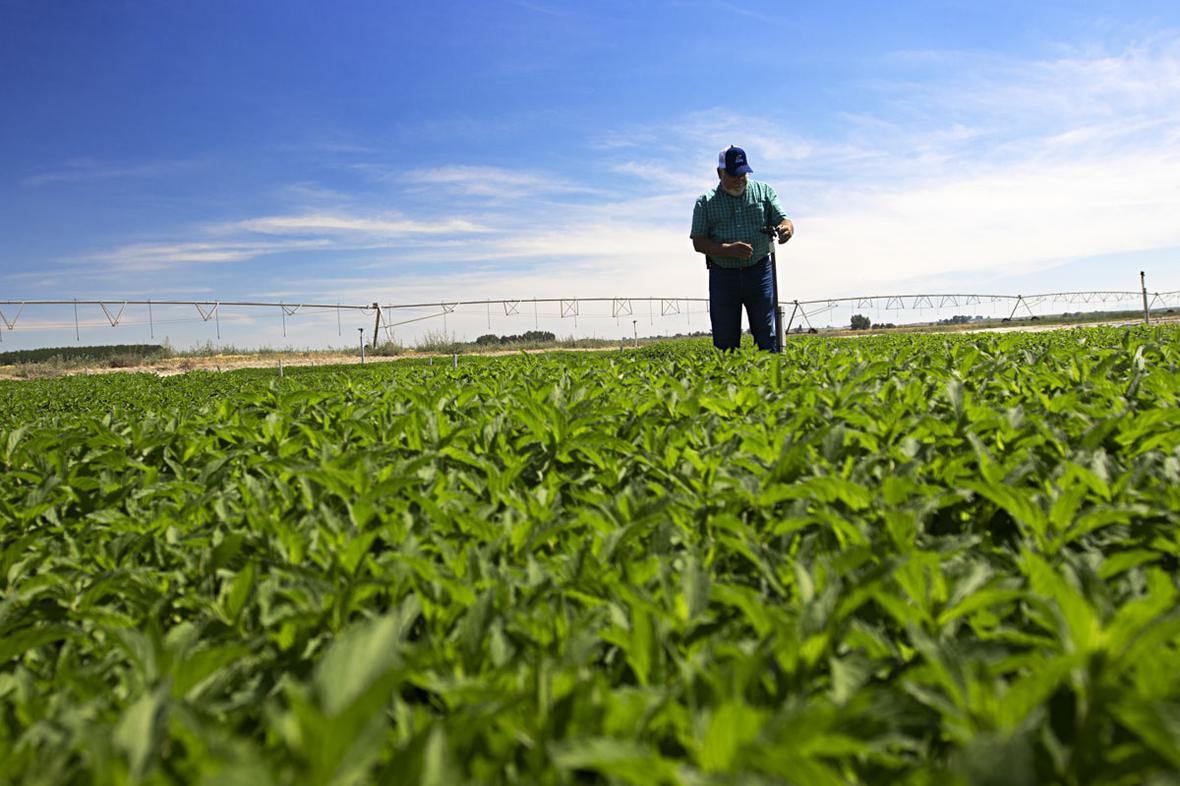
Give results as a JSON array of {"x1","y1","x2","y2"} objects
[{"x1": 473, "y1": 330, "x2": 557, "y2": 346}]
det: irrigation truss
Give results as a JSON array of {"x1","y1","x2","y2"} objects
[{"x1": 2, "y1": 289, "x2": 1178, "y2": 345}]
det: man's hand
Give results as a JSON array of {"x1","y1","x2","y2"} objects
[
  {"x1": 775, "y1": 219, "x2": 794, "y2": 244},
  {"x1": 692, "y1": 236, "x2": 753, "y2": 260},
  {"x1": 726, "y1": 242, "x2": 754, "y2": 259}
]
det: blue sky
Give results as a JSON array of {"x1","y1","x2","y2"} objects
[{"x1": 2, "y1": 0, "x2": 1179, "y2": 348}]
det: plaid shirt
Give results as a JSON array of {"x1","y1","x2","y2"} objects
[{"x1": 690, "y1": 181, "x2": 787, "y2": 269}]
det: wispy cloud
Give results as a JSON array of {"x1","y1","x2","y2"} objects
[
  {"x1": 509, "y1": 0, "x2": 581, "y2": 19},
  {"x1": 235, "y1": 213, "x2": 494, "y2": 237},
  {"x1": 424, "y1": 165, "x2": 608, "y2": 197},
  {"x1": 77, "y1": 211, "x2": 499, "y2": 275},
  {"x1": 868, "y1": 36, "x2": 1180, "y2": 157},
  {"x1": 90, "y1": 239, "x2": 332, "y2": 271},
  {"x1": 694, "y1": 0, "x2": 776, "y2": 25},
  {"x1": 357, "y1": 164, "x2": 608, "y2": 200},
  {"x1": 21, "y1": 157, "x2": 197, "y2": 187},
  {"x1": 273, "y1": 182, "x2": 361, "y2": 205}
]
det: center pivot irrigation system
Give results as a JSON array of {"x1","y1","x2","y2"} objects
[{"x1": 2, "y1": 274, "x2": 1176, "y2": 348}]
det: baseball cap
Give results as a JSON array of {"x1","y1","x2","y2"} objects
[{"x1": 718, "y1": 145, "x2": 753, "y2": 175}]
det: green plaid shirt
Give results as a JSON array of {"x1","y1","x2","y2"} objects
[{"x1": 690, "y1": 181, "x2": 787, "y2": 269}]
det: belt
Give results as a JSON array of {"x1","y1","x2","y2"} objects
[{"x1": 706, "y1": 255, "x2": 768, "y2": 270}]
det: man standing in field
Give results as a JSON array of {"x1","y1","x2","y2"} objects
[{"x1": 691, "y1": 145, "x2": 794, "y2": 352}]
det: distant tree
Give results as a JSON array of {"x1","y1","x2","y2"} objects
[
  {"x1": 496, "y1": 330, "x2": 556, "y2": 345},
  {"x1": 475, "y1": 334, "x2": 500, "y2": 346},
  {"x1": 850, "y1": 314, "x2": 871, "y2": 330}
]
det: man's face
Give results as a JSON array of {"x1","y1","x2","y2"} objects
[{"x1": 718, "y1": 168, "x2": 748, "y2": 197}]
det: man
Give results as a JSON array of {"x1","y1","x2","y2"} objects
[{"x1": 690, "y1": 146, "x2": 794, "y2": 352}]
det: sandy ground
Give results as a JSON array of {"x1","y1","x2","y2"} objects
[
  {"x1": 829, "y1": 315, "x2": 1180, "y2": 338},
  {"x1": 963, "y1": 315, "x2": 1180, "y2": 334},
  {"x1": 0, "y1": 345, "x2": 630, "y2": 380}
]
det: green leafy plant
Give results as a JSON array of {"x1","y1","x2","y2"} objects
[{"x1": 2, "y1": 326, "x2": 1179, "y2": 783}]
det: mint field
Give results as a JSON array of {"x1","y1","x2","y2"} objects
[{"x1": 2, "y1": 328, "x2": 1180, "y2": 785}]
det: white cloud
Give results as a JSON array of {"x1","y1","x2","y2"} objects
[
  {"x1": 393, "y1": 165, "x2": 609, "y2": 199},
  {"x1": 790, "y1": 150, "x2": 1180, "y2": 295},
  {"x1": 91, "y1": 239, "x2": 332, "y2": 271},
  {"x1": 235, "y1": 213, "x2": 493, "y2": 237}
]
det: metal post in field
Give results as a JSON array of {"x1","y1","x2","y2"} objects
[
  {"x1": 784, "y1": 301, "x2": 800, "y2": 335},
  {"x1": 1007, "y1": 296, "x2": 1024, "y2": 321},
  {"x1": 452, "y1": 352, "x2": 457, "y2": 368},
  {"x1": 632, "y1": 319, "x2": 638, "y2": 348},
  {"x1": 74, "y1": 298, "x2": 80, "y2": 341},
  {"x1": 777, "y1": 306, "x2": 786, "y2": 350},
  {"x1": 1141, "y1": 271, "x2": 1151, "y2": 325},
  {"x1": 358, "y1": 328, "x2": 365, "y2": 364},
  {"x1": 371, "y1": 303, "x2": 381, "y2": 348}
]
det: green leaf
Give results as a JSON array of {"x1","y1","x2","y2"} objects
[
  {"x1": 937, "y1": 587, "x2": 1025, "y2": 627},
  {"x1": 3, "y1": 424, "x2": 28, "y2": 464},
  {"x1": 314, "y1": 613, "x2": 405, "y2": 716},
  {"x1": 1020, "y1": 552, "x2": 1099, "y2": 654},
  {"x1": 679, "y1": 555, "x2": 711, "y2": 623},
  {"x1": 0, "y1": 624, "x2": 76, "y2": 663},
  {"x1": 209, "y1": 531, "x2": 245, "y2": 571},
  {"x1": 1097, "y1": 549, "x2": 1161, "y2": 580},
  {"x1": 550, "y1": 738, "x2": 682, "y2": 784},
  {"x1": 114, "y1": 684, "x2": 170, "y2": 783},
  {"x1": 420, "y1": 725, "x2": 461, "y2": 786},
  {"x1": 963, "y1": 480, "x2": 1047, "y2": 535},
  {"x1": 996, "y1": 654, "x2": 1080, "y2": 730},
  {"x1": 699, "y1": 702, "x2": 766, "y2": 772},
  {"x1": 1111, "y1": 699, "x2": 1180, "y2": 769},
  {"x1": 224, "y1": 561, "x2": 256, "y2": 625},
  {"x1": 171, "y1": 643, "x2": 252, "y2": 699}
]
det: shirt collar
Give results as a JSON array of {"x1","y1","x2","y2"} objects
[{"x1": 715, "y1": 181, "x2": 754, "y2": 200}]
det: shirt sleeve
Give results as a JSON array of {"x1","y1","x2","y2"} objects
[
  {"x1": 690, "y1": 195, "x2": 709, "y2": 238},
  {"x1": 763, "y1": 185, "x2": 786, "y2": 226}
]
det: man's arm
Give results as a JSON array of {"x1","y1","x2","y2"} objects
[{"x1": 692, "y1": 236, "x2": 754, "y2": 260}]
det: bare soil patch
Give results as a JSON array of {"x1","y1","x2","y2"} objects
[{"x1": 0, "y1": 345, "x2": 628, "y2": 380}]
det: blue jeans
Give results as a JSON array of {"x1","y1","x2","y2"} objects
[{"x1": 709, "y1": 256, "x2": 779, "y2": 352}]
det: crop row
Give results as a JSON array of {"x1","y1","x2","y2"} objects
[{"x1": 2, "y1": 328, "x2": 1179, "y2": 784}]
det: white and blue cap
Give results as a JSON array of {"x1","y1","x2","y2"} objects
[{"x1": 718, "y1": 145, "x2": 753, "y2": 176}]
